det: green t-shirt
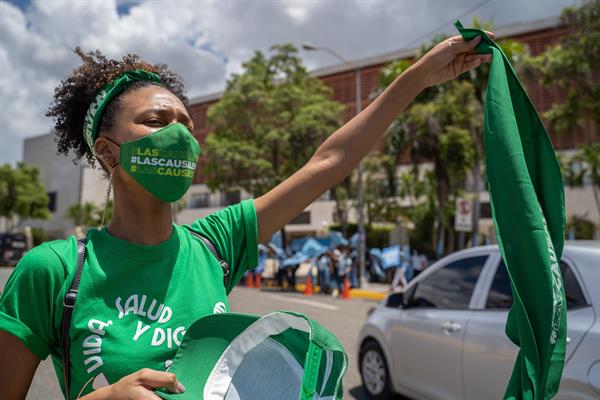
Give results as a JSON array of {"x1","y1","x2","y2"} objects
[{"x1": 0, "y1": 199, "x2": 258, "y2": 399}]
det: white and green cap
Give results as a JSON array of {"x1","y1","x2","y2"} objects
[{"x1": 156, "y1": 311, "x2": 348, "y2": 400}]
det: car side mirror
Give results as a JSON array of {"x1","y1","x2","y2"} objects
[{"x1": 386, "y1": 292, "x2": 404, "y2": 309}]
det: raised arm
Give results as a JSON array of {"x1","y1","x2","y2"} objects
[{"x1": 255, "y1": 34, "x2": 492, "y2": 242}]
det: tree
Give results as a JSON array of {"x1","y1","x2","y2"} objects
[
  {"x1": 66, "y1": 200, "x2": 113, "y2": 230},
  {"x1": 379, "y1": 70, "x2": 481, "y2": 253},
  {"x1": 527, "y1": 0, "x2": 600, "y2": 134},
  {"x1": 204, "y1": 43, "x2": 346, "y2": 244},
  {"x1": 362, "y1": 155, "x2": 401, "y2": 226},
  {"x1": 0, "y1": 162, "x2": 50, "y2": 231},
  {"x1": 374, "y1": 19, "x2": 527, "y2": 254},
  {"x1": 567, "y1": 143, "x2": 600, "y2": 216},
  {"x1": 567, "y1": 214, "x2": 596, "y2": 240}
]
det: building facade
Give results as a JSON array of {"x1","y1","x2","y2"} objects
[{"x1": 18, "y1": 133, "x2": 109, "y2": 238}]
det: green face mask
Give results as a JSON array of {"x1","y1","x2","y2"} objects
[{"x1": 107, "y1": 123, "x2": 201, "y2": 202}]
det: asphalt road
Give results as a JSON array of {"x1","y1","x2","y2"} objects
[{"x1": 0, "y1": 268, "x2": 380, "y2": 399}]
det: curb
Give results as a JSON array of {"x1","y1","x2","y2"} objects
[
  {"x1": 292, "y1": 283, "x2": 388, "y2": 301},
  {"x1": 350, "y1": 289, "x2": 388, "y2": 301}
]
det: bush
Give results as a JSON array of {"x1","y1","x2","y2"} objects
[
  {"x1": 30, "y1": 227, "x2": 48, "y2": 246},
  {"x1": 567, "y1": 215, "x2": 596, "y2": 240}
]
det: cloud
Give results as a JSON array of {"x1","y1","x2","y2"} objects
[{"x1": 0, "y1": 0, "x2": 576, "y2": 165}]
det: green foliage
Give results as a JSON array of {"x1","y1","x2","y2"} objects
[
  {"x1": 0, "y1": 163, "x2": 50, "y2": 229},
  {"x1": 559, "y1": 143, "x2": 600, "y2": 215},
  {"x1": 574, "y1": 143, "x2": 600, "y2": 188},
  {"x1": 567, "y1": 214, "x2": 596, "y2": 239},
  {"x1": 362, "y1": 155, "x2": 402, "y2": 225},
  {"x1": 66, "y1": 200, "x2": 113, "y2": 229},
  {"x1": 30, "y1": 227, "x2": 49, "y2": 246},
  {"x1": 440, "y1": 126, "x2": 476, "y2": 189},
  {"x1": 558, "y1": 153, "x2": 585, "y2": 187},
  {"x1": 328, "y1": 222, "x2": 393, "y2": 249},
  {"x1": 527, "y1": 0, "x2": 600, "y2": 133},
  {"x1": 204, "y1": 43, "x2": 345, "y2": 196}
]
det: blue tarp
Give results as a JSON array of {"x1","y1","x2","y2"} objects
[
  {"x1": 282, "y1": 252, "x2": 309, "y2": 267},
  {"x1": 381, "y1": 245, "x2": 401, "y2": 270},
  {"x1": 301, "y1": 238, "x2": 328, "y2": 258}
]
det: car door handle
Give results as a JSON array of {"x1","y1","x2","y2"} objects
[{"x1": 441, "y1": 321, "x2": 462, "y2": 334}]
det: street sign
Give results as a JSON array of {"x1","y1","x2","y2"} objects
[{"x1": 455, "y1": 197, "x2": 473, "y2": 232}]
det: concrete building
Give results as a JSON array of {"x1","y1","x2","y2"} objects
[{"x1": 18, "y1": 133, "x2": 109, "y2": 238}]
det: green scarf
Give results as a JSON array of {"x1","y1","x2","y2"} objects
[
  {"x1": 82, "y1": 69, "x2": 161, "y2": 150},
  {"x1": 456, "y1": 21, "x2": 567, "y2": 400}
]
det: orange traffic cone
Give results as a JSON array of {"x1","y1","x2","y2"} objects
[
  {"x1": 254, "y1": 273, "x2": 262, "y2": 289},
  {"x1": 304, "y1": 274, "x2": 314, "y2": 296},
  {"x1": 341, "y1": 276, "x2": 351, "y2": 300},
  {"x1": 245, "y1": 273, "x2": 255, "y2": 288}
]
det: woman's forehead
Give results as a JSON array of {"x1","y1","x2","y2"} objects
[{"x1": 120, "y1": 85, "x2": 189, "y2": 117}]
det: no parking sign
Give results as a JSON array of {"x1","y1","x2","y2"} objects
[{"x1": 454, "y1": 197, "x2": 472, "y2": 232}]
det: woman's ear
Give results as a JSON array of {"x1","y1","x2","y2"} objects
[{"x1": 94, "y1": 137, "x2": 118, "y2": 169}]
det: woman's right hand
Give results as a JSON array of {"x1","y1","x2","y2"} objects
[{"x1": 80, "y1": 368, "x2": 185, "y2": 399}]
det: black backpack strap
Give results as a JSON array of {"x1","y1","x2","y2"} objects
[
  {"x1": 62, "y1": 238, "x2": 86, "y2": 400},
  {"x1": 184, "y1": 226, "x2": 230, "y2": 288}
]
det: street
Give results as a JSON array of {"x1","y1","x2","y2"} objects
[{"x1": 0, "y1": 268, "x2": 380, "y2": 399}]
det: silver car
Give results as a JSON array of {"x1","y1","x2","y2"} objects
[{"x1": 358, "y1": 242, "x2": 600, "y2": 400}]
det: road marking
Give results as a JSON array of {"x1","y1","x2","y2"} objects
[{"x1": 268, "y1": 294, "x2": 339, "y2": 311}]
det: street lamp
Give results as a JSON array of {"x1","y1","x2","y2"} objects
[{"x1": 302, "y1": 42, "x2": 366, "y2": 288}]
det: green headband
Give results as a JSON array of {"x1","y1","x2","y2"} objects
[{"x1": 82, "y1": 69, "x2": 162, "y2": 150}]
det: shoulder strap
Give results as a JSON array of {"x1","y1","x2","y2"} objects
[
  {"x1": 62, "y1": 238, "x2": 86, "y2": 400},
  {"x1": 184, "y1": 226, "x2": 231, "y2": 288}
]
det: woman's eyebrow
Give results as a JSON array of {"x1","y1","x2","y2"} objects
[{"x1": 139, "y1": 107, "x2": 193, "y2": 125}]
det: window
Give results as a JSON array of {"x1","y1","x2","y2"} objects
[
  {"x1": 189, "y1": 193, "x2": 210, "y2": 208},
  {"x1": 406, "y1": 255, "x2": 488, "y2": 309},
  {"x1": 486, "y1": 259, "x2": 588, "y2": 310},
  {"x1": 289, "y1": 211, "x2": 311, "y2": 225},
  {"x1": 222, "y1": 191, "x2": 240, "y2": 206},
  {"x1": 480, "y1": 202, "x2": 492, "y2": 219},
  {"x1": 47, "y1": 192, "x2": 57, "y2": 212}
]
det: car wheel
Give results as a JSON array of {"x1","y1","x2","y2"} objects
[{"x1": 360, "y1": 340, "x2": 393, "y2": 400}]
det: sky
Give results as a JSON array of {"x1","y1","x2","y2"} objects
[{"x1": 0, "y1": 0, "x2": 578, "y2": 165}]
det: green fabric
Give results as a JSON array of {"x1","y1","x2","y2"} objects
[
  {"x1": 0, "y1": 199, "x2": 258, "y2": 399},
  {"x1": 117, "y1": 122, "x2": 201, "y2": 202},
  {"x1": 456, "y1": 21, "x2": 567, "y2": 400},
  {"x1": 157, "y1": 311, "x2": 347, "y2": 400},
  {"x1": 83, "y1": 69, "x2": 161, "y2": 149},
  {"x1": 159, "y1": 313, "x2": 259, "y2": 400}
]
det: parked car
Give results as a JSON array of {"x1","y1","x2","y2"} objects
[
  {"x1": 358, "y1": 242, "x2": 600, "y2": 400},
  {"x1": 0, "y1": 233, "x2": 28, "y2": 266}
]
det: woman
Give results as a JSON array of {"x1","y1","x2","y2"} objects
[{"x1": 0, "y1": 33, "x2": 492, "y2": 399}]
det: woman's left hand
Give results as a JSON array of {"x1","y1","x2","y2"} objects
[{"x1": 415, "y1": 32, "x2": 495, "y2": 88}]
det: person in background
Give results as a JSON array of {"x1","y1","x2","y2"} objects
[
  {"x1": 402, "y1": 245, "x2": 414, "y2": 282},
  {"x1": 317, "y1": 251, "x2": 333, "y2": 294},
  {"x1": 349, "y1": 246, "x2": 359, "y2": 288},
  {"x1": 366, "y1": 251, "x2": 385, "y2": 282},
  {"x1": 333, "y1": 247, "x2": 352, "y2": 296},
  {"x1": 411, "y1": 249, "x2": 424, "y2": 277},
  {"x1": 390, "y1": 245, "x2": 410, "y2": 290}
]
